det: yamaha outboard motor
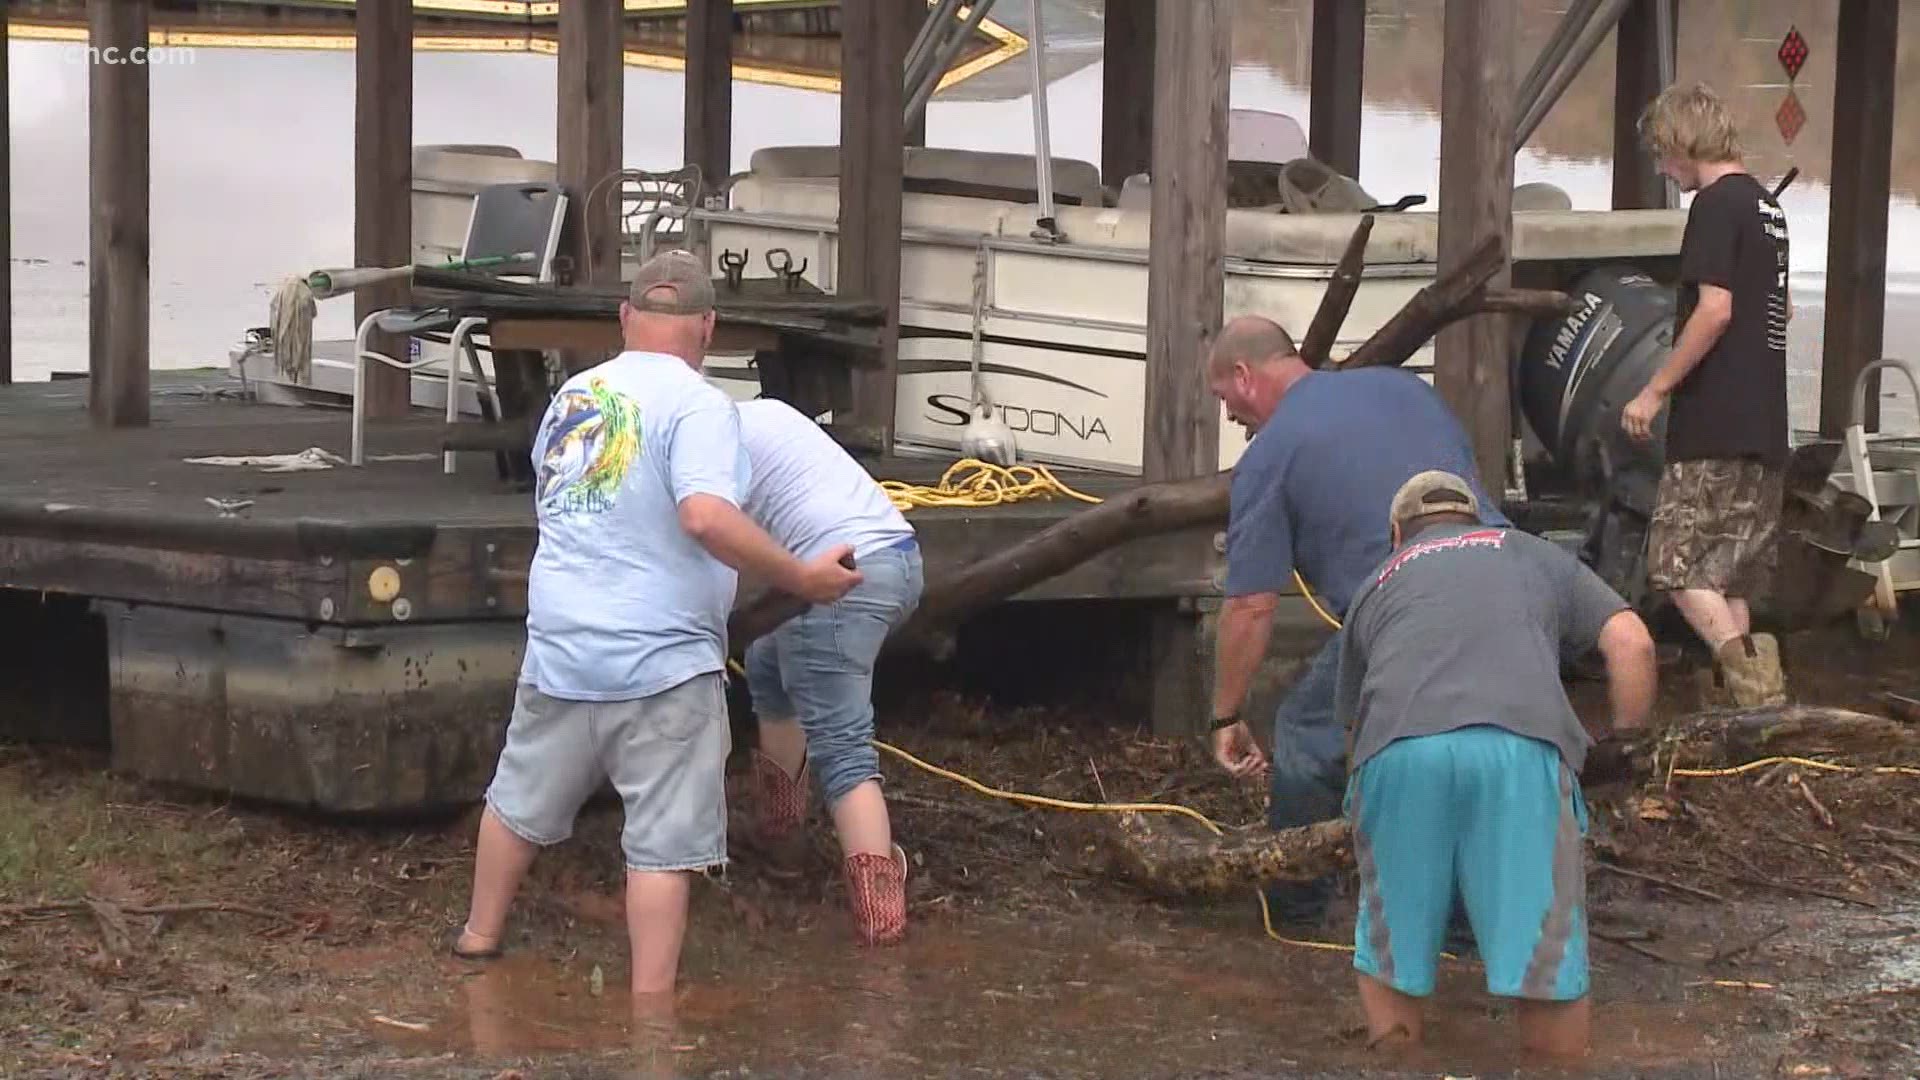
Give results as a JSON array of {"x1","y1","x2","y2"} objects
[{"x1": 1518, "y1": 264, "x2": 1675, "y2": 606}]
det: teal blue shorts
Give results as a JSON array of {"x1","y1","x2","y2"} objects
[{"x1": 1346, "y1": 725, "x2": 1589, "y2": 1001}]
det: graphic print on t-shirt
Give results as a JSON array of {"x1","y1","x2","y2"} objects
[
  {"x1": 1759, "y1": 198, "x2": 1790, "y2": 353},
  {"x1": 1372, "y1": 528, "x2": 1508, "y2": 588},
  {"x1": 537, "y1": 378, "x2": 641, "y2": 514}
]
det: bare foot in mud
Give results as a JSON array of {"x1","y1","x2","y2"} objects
[{"x1": 627, "y1": 993, "x2": 682, "y2": 1080}]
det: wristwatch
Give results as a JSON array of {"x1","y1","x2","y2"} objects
[{"x1": 1210, "y1": 712, "x2": 1241, "y2": 732}]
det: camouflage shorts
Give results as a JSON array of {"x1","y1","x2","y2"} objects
[{"x1": 1646, "y1": 458, "x2": 1784, "y2": 597}]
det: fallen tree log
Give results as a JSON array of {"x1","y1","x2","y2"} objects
[
  {"x1": 1335, "y1": 234, "x2": 1503, "y2": 369},
  {"x1": 1298, "y1": 215, "x2": 1374, "y2": 368},
  {"x1": 1089, "y1": 705, "x2": 1916, "y2": 900},
  {"x1": 1582, "y1": 704, "x2": 1920, "y2": 786},
  {"x1": 1093, "y1": 815, "x2": 1352, "y2": 900}
]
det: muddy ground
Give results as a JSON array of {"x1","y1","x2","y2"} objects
[{"x1": 3, "y1": 624, "x2": 1919, "y2": 1079}]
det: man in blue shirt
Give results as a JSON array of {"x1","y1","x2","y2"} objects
[{"x1": 1204, "y1": 315, "x2": 1506, "y2": 925}]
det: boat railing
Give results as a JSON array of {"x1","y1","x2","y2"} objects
[{"x1": 636, "y1": 203, "x2": 1436, "y2": 284}]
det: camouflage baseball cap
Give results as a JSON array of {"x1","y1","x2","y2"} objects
[
  {"x1": 628, "y1": 249, "x2": 716, "y2": 315},
  {"x1": 1388, "y1": 470, "x2": 1480, "y2": 529}
]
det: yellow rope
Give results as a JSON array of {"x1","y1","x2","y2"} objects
[
  {"x1": 874, "y1": 459, "x2": 1343, "y2": 630},
  {"x1": 725, "y1": 658, "x2": 1372, "y2": 956},
  {"x1": 869, "y1": 738, "x2": 1224, "y2": 835},
  {"x1": 1669, "y1": 755, "x2": 1920, "y2": 779},
  {"x1": 879, "y1": 458, "x2": 1104, "y2": 511},
  {"x1": 1294, "y1": 571, "x2": 1342, "y2": 629}
]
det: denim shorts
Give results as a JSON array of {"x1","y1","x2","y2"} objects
[
  {"x1": 745, "y1": 541, "x2": 924, "y2": 804},
  {"x1": 484, "y1": 672, "x2": 731, "y2": 873}
]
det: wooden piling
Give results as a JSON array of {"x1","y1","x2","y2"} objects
[
  {"x1": 0, "y1": 1, "x2": 10, "y2": 387},
  {"x1": 1101, "y1": 0, "x2": 1154, "y2": 185},
  {"x1": 88, "y1": 0, "x2": 150, "y2": 426},
  {"x1": 1143, "y1": 0, "x2": 1227, "y2": 484},
  {"x1": 1434, "y1": 0, "x2": 1515, "y2": 489},
  {"x1": 1143, "y1": 0, "x2": 1229, "y2": 737},
  {"x1": 1308, "y1": 0, "x2": 1364, "y2": 180},
  {"x1": 685, "y1": 0, "x2": 733, "y2": 189},
  {"x1": 1610, "y1": 0, "x2": 1674, "y2": 209},
  {"x1": 1820, "y1": 1, "x2": 1898, "y2": 437},
  {"x1": 836, "y1": 0, "x2": 910, "y2": 450},
  {"x1": 353, "y1": 0, "x2": 413, "y2": 420},
  {"x1": 559, "y1": 0, "x2": 624, "y2": 291}
]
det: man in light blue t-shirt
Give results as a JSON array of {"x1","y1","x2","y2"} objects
[
  {"x1": 1202, "y1": 315, "x2": 1508, "y2": 929},
  {"x1": 453, "y1": 251, "x2": 861, "y2": 1001}
]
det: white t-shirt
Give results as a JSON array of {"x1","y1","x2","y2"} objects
[
  {"x1": 521, "y1": 351, "x2": 750, "y2": 701},
  {"x1": 736, "y1": 398, "x2": 914, "y2": 561}
]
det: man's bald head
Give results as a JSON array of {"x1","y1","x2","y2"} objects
[
  {"x1": 1204, "y1": 315, "x2": 1309, "y2": 434},
  {"x1": 1209, "y1": 316, "x2": 1300, "y2": 375}
]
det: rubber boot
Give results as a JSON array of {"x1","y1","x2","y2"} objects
[
  {"x1": 1715, "y1": 633, "x2": 1787, "y2": 708},
  {"x1": 749, "y1": 749, "x2": 810, "y2": 876},
  {"x1": 842, "y1": 843, "x2": 908, "y2": 946}
]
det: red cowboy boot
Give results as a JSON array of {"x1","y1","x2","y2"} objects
[
  {"x1": 842, "y1": 843, "x2": 908, "y2": 946},
  {"x1": 749, "y1": 748, "x2": 810, "y2": 876}
]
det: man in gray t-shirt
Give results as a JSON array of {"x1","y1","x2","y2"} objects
[{"x1": 1334, "y1": 472, "x2": 1656, "y2": 1061}]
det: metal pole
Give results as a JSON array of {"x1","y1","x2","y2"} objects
[
  {"x1": 1653, "y1": 0, "x2": 1678, "y2": 206},
  {"x1": 1026, "y1": 0, "x2": 1057, "y2": 231},
  {"x1": 1513, "y1": 0, "x2": 1631, "y2": 151},
  {"x1": 1514, "y1": 0, "x2": 1602, "y2": 124},
  {"x1": 904, "y1": 0, "x2": 997, "y2": 122},
  {"x1": 905, "y1": 0, "x2": 964, "y2": 97}
]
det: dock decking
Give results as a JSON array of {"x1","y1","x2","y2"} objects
[
  {"x1": 0, "y1": 371, "x2": 1223, "y2": 812},
  {"x1": 0, "y1": 371, "x2": 1220, "y2": 629}
]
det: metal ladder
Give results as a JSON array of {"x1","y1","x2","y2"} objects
[{"x1": 1842, "y1": 357, "x2": 1920, "y2": 631}]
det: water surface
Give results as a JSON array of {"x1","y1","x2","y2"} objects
[{"x1": 9, "y1": 0, "x2": 1919, "y2": 429}]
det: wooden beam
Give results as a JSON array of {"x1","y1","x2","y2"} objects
[
  {"x1": 904, "y1": 0, "x2": 928, "y2": 149},
  {"x1": 559, "y1": 0, "x2": 624, "y2": 292},
  {"x1": 1611, "y1": 0, "x2": 1672, "y2": 209},
  {"x1": 1308, "y1": 0, "x2": 1364, "y2": 179},
  {"x1": 837, "y1": 0, "x2": 910, "y2": 448},
  {"x1": 1101, "y1": 0, "x2": 1154, "y2": 184},
  {"x1": 1142, "y1": 0, "x2": 1229, "y2": 740},
  {"x1": 1143, "y1": 0, "x2": 1228, "y2": 484},
  {"x1": 88, "y1": 0, "x2": 150, "y2": 427},
  {"x1": 1820, "y1": 1, "x2": 1898, "y2": 437},
  {"x1": 685, "y1": 0, "x2": 733, "y2": 187},
  {"x1": 0, "y1": 2, "x2": 10, "y2": 387},
  {"x1": 353, "y1": 0, "x2": 413, "y2": 420},
  {"x1": 1434, "y1": 0, "x2": 1515, "y2": 489}
]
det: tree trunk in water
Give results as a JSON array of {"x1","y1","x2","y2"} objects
[{"x1": 1098, "y1": 705, "x2": 1913, "y2": 899}]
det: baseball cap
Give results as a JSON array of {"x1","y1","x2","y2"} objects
[
  {"x1": 628, "y1": 249, "x2": 716, "y2": 315},
  {"x1": 1388, "y1": 470, "x2": 1480, "y2": 529}
]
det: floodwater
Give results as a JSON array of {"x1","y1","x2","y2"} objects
[
  {"x1": 9, "y1": 0, "x2": 1920, "y2": 433},
  {"x1": 308, "y1": 902, "x2": 1762, "y2": 1079}
]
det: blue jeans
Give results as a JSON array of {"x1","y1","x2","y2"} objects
[
  {"x1": 744, "y1": 542, "x2": 924, "y2": 804},
  {"x1": 1265, "y1": 632, "x2": 1347, "y2": 920}
]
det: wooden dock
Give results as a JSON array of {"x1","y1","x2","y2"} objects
[{"x1": 0, "y1": 372, "x2": 1219, "y2": 812}]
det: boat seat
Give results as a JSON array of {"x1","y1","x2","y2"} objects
[
  {"x1": 1514, "y1": 182, "x2": 1574, "y2": 212},
  {"x1": 729, "y1": 176, "x2": 1017, "y2": 238},
  {"x1": 748, "y1": 145, "x2": 1106, "y2": 209}
]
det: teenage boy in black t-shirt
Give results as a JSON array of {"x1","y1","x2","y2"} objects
[{"x1": 1621, "y1": 82, "x2": 1790, "y2": 707}]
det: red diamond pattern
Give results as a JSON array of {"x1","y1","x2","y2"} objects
[
  {"x1": 1775, "y1": 89, "x2": 1807, "y2": 146},
  {"x1": 1778, "y1": 25, "x2": 1809, "y2": 82}
]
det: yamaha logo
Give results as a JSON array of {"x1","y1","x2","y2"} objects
[{"x1": 1545, "y1": 291, "x2": 1606, "y2": 373}]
